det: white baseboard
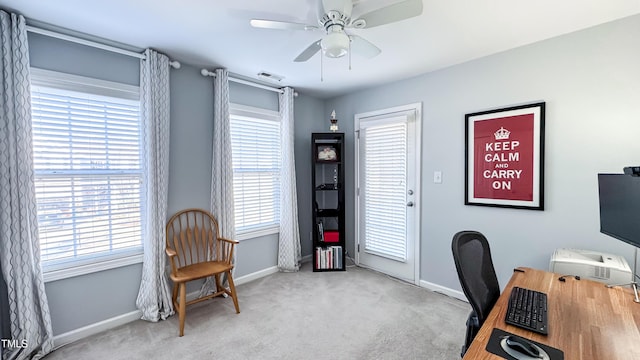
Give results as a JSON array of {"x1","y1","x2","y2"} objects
[
  {"x1": 53, "y1": 310, "x2": 142, "y2": 349},
  {"x1": 232, "y1": 255, "x2": 312, "y2": 285},
  {"x1": 235, "y1": 266, "x2": 279, "y2": 285},
  {"x1": 419, "y1": 280, "x2": 467, "y2": 302},
  {"x1": 52, "y1": 264, "x2": 286, "y2": 349}
]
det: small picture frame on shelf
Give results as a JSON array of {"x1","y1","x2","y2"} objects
[
  {"x1": 317, "y1": 221, "x2": 324, "y2": 242},
  {"x1": 316, "y1": 144, "x2": 338, "y2": 162}
]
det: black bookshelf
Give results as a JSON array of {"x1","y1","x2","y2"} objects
[{"x1": 312, "y1": 132, "x2": 345, "y2": 271}]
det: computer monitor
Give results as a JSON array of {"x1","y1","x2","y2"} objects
[{"x1": 597, "y1": 173, "x2": 640, "y2": 248}]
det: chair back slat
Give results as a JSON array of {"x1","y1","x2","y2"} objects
[
  {"x1": 207, "y1": 227, "x2": 215, "y2": 261},
  {"x1": 166, "y1": 208, "x2": 223, "y2": 267},
  {"x1": 192, "y1": 213, "x2": 203, "y2": 263}
]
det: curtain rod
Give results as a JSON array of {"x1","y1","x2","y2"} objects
[
  {"x1": 25, "y1": 25, "x2": 181, "y2": 68},
  {"x1": 200, "y1": 69, "x2": 297, "y2": 96}
]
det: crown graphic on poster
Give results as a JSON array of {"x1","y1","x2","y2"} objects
[{"x1": 494, "y1": 127, "x2": 511, "y2": 140}]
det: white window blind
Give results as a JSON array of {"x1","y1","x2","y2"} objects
[
  {"x1": 363, "y1": 122, "x2": 408, "y2": 261},
  {"x1": 31, "y1": 69, "x2": 144, "y2": 272},
  {"x1": 229, "y1": 105, "x2": 281, "y2": 234}
]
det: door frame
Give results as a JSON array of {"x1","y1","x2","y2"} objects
[{"x1": 353, "y1": 102, "x2": 422, "y2": 285}]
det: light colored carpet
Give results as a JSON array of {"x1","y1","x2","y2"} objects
[{"x1": 44, "y1": 264, "x2": 470, "y2": 360}]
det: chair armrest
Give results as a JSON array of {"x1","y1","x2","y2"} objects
[
  {"x1": 219, "y1": 237, "x2": 239, "y2": 245},
  {"x1": 218, "y1": 237, "x2": 238, "y2": 264},
  {"x1": 165, "y1": 248, "x2": 178, "y2": 275}
]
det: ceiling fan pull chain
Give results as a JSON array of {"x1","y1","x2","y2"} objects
[
  {"x1": 349, "y1": 37, "x2": 352, "y2": 70},
  {"x1": 321, "y1": 50, "x2": 324, "y2": 82}
]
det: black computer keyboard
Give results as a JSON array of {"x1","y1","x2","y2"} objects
[{"x1": 505, "y1": 286, "x2": 548, "y2": 335}]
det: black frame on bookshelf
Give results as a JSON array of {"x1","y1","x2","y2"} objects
[{"x1": 312, "y1": 132, "x2": 346, "y2": 272}]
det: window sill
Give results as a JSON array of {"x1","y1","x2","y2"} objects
[
  {"x1": 236, "y1": 225, "x2": 279, "y2": 241},
  {"x1": 43, "y1": 253, "x2": 144, "y2": 283}
]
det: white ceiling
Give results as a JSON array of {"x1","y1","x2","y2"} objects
[{"x1": 2, "y1": 0, "x2": 639, "y2": 98}]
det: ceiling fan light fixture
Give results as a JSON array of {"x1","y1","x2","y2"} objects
[{"x1": 321, "y1": 31, "x2": 349, "y2": 58}]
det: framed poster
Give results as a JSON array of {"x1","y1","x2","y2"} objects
[{"x1": 465, "y1": 102, "x2": 545, "y2": 210}]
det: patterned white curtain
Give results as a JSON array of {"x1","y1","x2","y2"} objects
[
  {"x1": 135, "y1": 48, "x2": 174, "y2": 321},
  {"x1": 277, "y1": 87, "x2": 301, "y2": 271},
  {"x1": 0, "y1": 10, "x2": 54, "y2": 360},
  {"x1": 203, "y1": 68, "x2": 235, "y2": 295},
  {"x1": 209, "y1": 68, "x2": 235, "y2": 237}
]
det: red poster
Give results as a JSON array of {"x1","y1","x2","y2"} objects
[
  {"x1": 465, "y1": 102, "x2": 545, "y2": 210},
  {"x1": 473, "y1": 114, "x2": 534, "y2": 201}
]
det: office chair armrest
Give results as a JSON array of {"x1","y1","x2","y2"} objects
[{"x1": 466, "y1": 312, "x2": 480, "y2": 328}]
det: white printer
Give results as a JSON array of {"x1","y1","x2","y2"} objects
[{"x1": 549, "y1": 248, "x2": 633, "y2": 285}]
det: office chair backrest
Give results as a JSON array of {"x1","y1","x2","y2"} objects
[{"x1": 451, "y1": 230, "x2": 500, "y2": 325}]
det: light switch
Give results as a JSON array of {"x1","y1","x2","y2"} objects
[{"x1": 433, "y1": 171, "x2": 442, "y2": 184}]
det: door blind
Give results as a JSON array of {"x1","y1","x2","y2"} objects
[
  {"x1": 229, "y1": 114, "x2": 281, "y2": 232},
  {"x1": 31, "y1": 85, "x2": 144, "y2": 267},
  {"x1": 363, "y1": 122, "x2": 408, "y2": 261}
]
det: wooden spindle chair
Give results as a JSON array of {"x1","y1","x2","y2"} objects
[{"x1": 165, "y1": 208, "x2": 240, "y2": 336}]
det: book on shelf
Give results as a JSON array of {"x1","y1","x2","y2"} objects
[{"x1": 315, "y1": 246, "x2": 343, "y2": 270}]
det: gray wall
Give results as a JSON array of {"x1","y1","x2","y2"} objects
[
  {"x1": 324, "y1": 15, "x2": 640, "y2": 290},
  {"x1": 167, "y1": 68, "x2": 324, "y2": 277},
  {"x1": 293, "y1": 94, "x2": 327, "y2": 256},
  {"x1": 28, "y1": 32, "x2": 325, "y2": 335}
]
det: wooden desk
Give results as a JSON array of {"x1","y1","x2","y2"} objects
[{"x1": 463, "y1": 267, "x2": 640, "y2": 359}]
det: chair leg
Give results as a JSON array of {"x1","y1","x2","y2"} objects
[
  {"x1": 214, "y1": 274, "x2": 223, "y2": 294},
  {"x1": 178, "y1": 282, "x2": 186, "y2": 337},
  {"x1": 172, "y1": 282, "x2": 178, "y2": 309},
  {"x1": 226, "y1": 270, "x2": 240, "y2": 314}
]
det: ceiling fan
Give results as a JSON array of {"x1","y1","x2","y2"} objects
[{"x1": 250, "y1": 0, "x2": 423, "y2": 62}]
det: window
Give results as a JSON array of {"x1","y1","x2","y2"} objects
[
  {"x1": 229, "y1": 104, "x2": 281, "y2": 238},
  {"x1": 30, "y1": 68, "x2": 144, "y2": 279}
]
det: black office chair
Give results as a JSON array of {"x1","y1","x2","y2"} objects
[{"x1": 451, "y1": 230, "x2": 500, "y2": 358}]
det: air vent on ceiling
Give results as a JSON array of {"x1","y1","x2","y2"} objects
[{"x1": 257, "y1": 71, "x2": 284, "y2": 82}]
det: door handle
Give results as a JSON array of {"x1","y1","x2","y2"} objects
[{"x1": 406, "y1": 201, "x2": 414, "y2": 207}]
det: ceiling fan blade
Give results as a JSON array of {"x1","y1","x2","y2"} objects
[
  {"x1": 250, "y1": 19, "x2": 318, "y2": 31},
  {"x1": 294, "y1": 40, "x2": 322, "y2": 62},
  {"x1": 352, "y1": 0, "x2": 423, "y2": 29},
  {"x1": 350, "y1": 35, "x2": 381, "y2": 58}
]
